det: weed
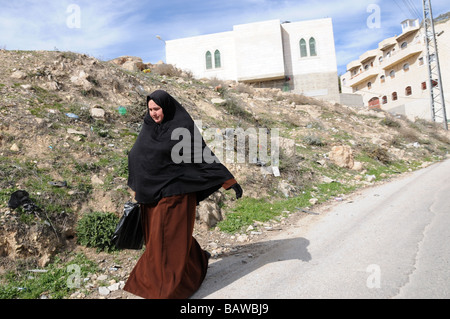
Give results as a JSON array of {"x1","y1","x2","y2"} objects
[
  {"x1": 76, "y1": 211, "x2": 119, "y2": 252},
  {"x1": 0, "y1": 253, "x2": 98, "y2": 299}
]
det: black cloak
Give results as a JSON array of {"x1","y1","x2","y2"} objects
[{"x1": 127, "y1": 90, "x2": 235, "y2": 204}]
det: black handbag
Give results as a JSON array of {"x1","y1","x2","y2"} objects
[{"x1": 111, "y1": 201, "x2": 144, "y2": 250}]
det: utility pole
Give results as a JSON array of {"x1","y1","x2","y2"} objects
[{"x1": 422, "y1": 0, "x2": 447, "y2": 130}]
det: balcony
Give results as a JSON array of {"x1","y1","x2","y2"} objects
[
  {"x1": 381, "y1": 42, "x2": 423, "y2": 70},
  {"x1": 347, "y1": 67, "x2": 379, "y2": 87},
  {"x1": 346, "y1": 59, "x2": 361, "y2": 72},
  {"x1": 359, "y1": 49, "x2": 378, "y2": 65},
  {"x1": 378, "y1": 37, "x2": 397, "y2": 51}
]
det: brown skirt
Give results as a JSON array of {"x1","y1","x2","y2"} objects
[{"x1": 123, "y1": 193, "x2": 209, "y2": 299}]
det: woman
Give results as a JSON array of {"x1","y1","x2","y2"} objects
[{"x1": 124, "y1": 90, "x2": 242, "y2": 299}]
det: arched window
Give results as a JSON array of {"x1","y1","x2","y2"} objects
[
  {"x1": 380, "y1": 75, "x2": 385, "y2": 83},
  {"x1": 205, "y1": 51, "x2": 212, "y2": 70},
  {"x1": 405, "y1": 86, "x2": 412, "y2": 96},
  {"x1": 300, "y1": 38, "x2": 307, "y2": 57},
  {"x1": 382, "y1": 96, "x2": 388, "y2": 104},
  {"x1": 214, "y1": 50, "x2": 221, "y2": 68},
  {"x1": 403, "y1": 63, "x2": 410, "y2": 72},
  {"x1": 401, "y1": 41, "x2": 408, "y2": 49},
  {"x1": 369, "y1": 97, "x2": 380, "y2": 109},
  {"x1": 309, "y1": 37, "x2": 317, "y2": 56},
  {"x1": 392, "y1": 92, "x2": 398, "y2": 101},
  {"x1": 389, "y1": 70, "x2": 395, "y2": 78},
  {"x1": 367, "y1": 81, "x2": 372, "y2": 89}
]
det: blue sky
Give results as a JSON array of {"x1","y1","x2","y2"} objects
[{"x1": 0, "y1": 0, "x2": 448, "y2": 74}]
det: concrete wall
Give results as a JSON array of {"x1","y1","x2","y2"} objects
[
  {"x1": 166, "y1": 31, "x2": 236, "y2": 81},
  {"x1": 233, "y1": 20, "x2": 285, "y2": 82},
  {"x1": 166, "y1": 17, "x2": 339, "y2": 102},
  {"x1": 339, "y1": 93, "x2": 364, "y2": 107},
  {"x1": 281, "y1": 18, "x2": 339, "y2": 101}
]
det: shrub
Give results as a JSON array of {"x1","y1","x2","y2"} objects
[{"x1": 76, "y1": 212, "x2": 119, "y2": 252}]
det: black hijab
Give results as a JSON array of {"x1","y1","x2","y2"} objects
[{"x1": 127, "y1": 90, "x2": 234, "y2": 204}]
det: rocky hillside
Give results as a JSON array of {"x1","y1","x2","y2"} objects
[{"x1": 1, "y1": 49, "x2": 449, "y2": 298}]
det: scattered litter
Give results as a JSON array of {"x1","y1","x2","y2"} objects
[
  {"x1": 272, "y1": 166, "x2": 281, "y2": 177},
  {"x1": 299, "y1": 209, "x2": 319, "y2": 215},
  {"x1": 28, "y1": 269, "x2": 48, "y2": 273},
  {"x1": 65, "y1": 113, "x2": 79, "y2": 119},
  {"x1": 117, "y1": 106, "x2": 127, "y2": 115},
  {"x1": 335, "y1": 197, "x2": 343, "y2": 201},
  {"x1": 48, "y1": 181, "x2": 67, "y2": 187}
]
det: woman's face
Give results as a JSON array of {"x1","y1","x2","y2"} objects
[{"x1": 148, "y1": 99, "x2": 164, "y2": 124}]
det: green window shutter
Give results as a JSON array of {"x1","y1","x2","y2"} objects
[
  {"x1": 206, "y1": 51, "x2": 212, "y2": 69},
  {"x1": 300, "y1": 38, "x2": 307, "y2": 57},
  {"x1": 214, "y1": 50, "x2": 221, "y2": 68},
  {"x1": 309, "y1": 37, "x2": 317, "y2": 56}
]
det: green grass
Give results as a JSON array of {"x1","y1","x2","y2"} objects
[
  {"x1": 218, "y1": 181, "x2": 356, "y2": 233},
  {"x1": 0, "y1": 253, "x2": 98, "y2": 299}
]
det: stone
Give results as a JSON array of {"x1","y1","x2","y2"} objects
[
  {"x1": 90, "y1": 107, "x2": 105, "y2": 118},
  {"x1": 10, "y1": 70, "x2": 27, "y2": 79},
  {"x1": 67, "y1": 128, "x2": 87, "y2": 136},
  {"x1": 196, "y1": 192, "x2": 224, "y2": 227},
  {"x1": 329, "y1": 145, "x2": 354, "y2": 169},
  {"x1": 108, "y1": 282, "x2": 120, "y2": 291},
  {"x1": 10, "y1": 143, "x2": 20, "y2": 152},
  {"x1": 352, "y1": 161, "x2": 363, "y2": 171},
  {"x1": 70, "y1": 70, "x2": 92, "y2": 90},
  {"x1": 278, "y1": 180, "x2": 295, "y2": 197},
  {"x1": 97, "y1": 274, "x2": 108, "y2": 281},
  {"x1": 236, "y1": 234, "x2": 248, "y2": 243},
  {"x1": 91, "y1": 174, "x2": 104, "y2": 185},
  {"x1": 98, "y1": 286, "x2": 110, "y2": 296},
  {"x1": 211, "y1": 98, "x2": 227, "y2": 105},
  {"x1": 309, "y1": 198, "x2": 319, "y2": 205}
]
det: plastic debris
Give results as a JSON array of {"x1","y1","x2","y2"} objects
[
  {"x1": 118, "y1": 106, "x2": 127, "y2": 115},
  {"x1": 65, "y1": 113, "x2": 79, "y2": 119}
]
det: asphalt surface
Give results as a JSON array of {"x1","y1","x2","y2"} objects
[{"x1": 193, "y1": 159, "x2": 450, "y2": 299}]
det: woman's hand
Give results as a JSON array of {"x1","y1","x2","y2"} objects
[{"x1": 230, "y1": 183, "x2": 243, "y2": 199}]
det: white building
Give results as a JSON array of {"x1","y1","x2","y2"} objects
[
  {"x1": 340, "y1": 17, "x2": 450, "y2": 122},
  {"x1": 166, "y1": 18, "x2": 340, "y2": 102}
]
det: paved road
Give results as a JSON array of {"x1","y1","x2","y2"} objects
[{"x1": 193, "y1": 159, "x2": 450, "y2": 299}]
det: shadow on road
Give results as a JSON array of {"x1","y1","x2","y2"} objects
[{"x1": 192, "y1": 237, "x2": 311, "y2": 298}]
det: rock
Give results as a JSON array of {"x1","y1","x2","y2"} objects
[
  {"x1": 70, "y1": 70, "x2": 92, "y2": 91},
  {"x1": 278, "y1": 137, "x2": 295, "y2": 156},
  {"x1": 90, "y1": 107, "x2": 105, "y2": 118},
  {"x1": 351, "y1": 161, "x2": 363, "y2": 171},
  {"x1": 329, "y1": 145, "x2": 354, "y2": 169},
  {"x1": 211, "y1": 98, "x2": 227, "y2": 105},
  {"x1": 108, "y1": 282, "x2": 120, "y2": 292},
  {"x1": 236, "y1": 234, "x2": 248, "y2": 243},
  {"x1": 109, "y1": 56, "x2": 146, "y2": 72},
  {"x1": 98, "y1": 286, "x2": 110, "y2": 296},
  {"x1": 42, "y1": 81, "x2": 60, "y2": 91},
  {"x1": 97, "y1": 274, "x2": 108, "y2": 281},
  {"x1": 91, "y1": 174, "x2": 104, "y2": 185},
  {"x1": 10, "y1": 143, "x2": 20, "y2": 152},
  {"x1": 278, "y1": 180, "x2": 295, "y2": 197},
  {"x1": 309, "y1": 198, "x2": 319, "y2": 205},
  {"x1": 196, "y1": 192, "x2": 224, "y2": 227},
  {"x1": 10, "y1": 70, "x2": 27, "y2": 79},
  {"x1": 67, "y1": 128, "x2": 86, "y2": 136}
]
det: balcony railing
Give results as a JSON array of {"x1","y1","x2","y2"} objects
[
  {"x1": 381, "y1": 42, "x2": 423, "y2": 70},
  {"x1": 347, "y1": 67, "x2": 379, "y2": 87}
]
